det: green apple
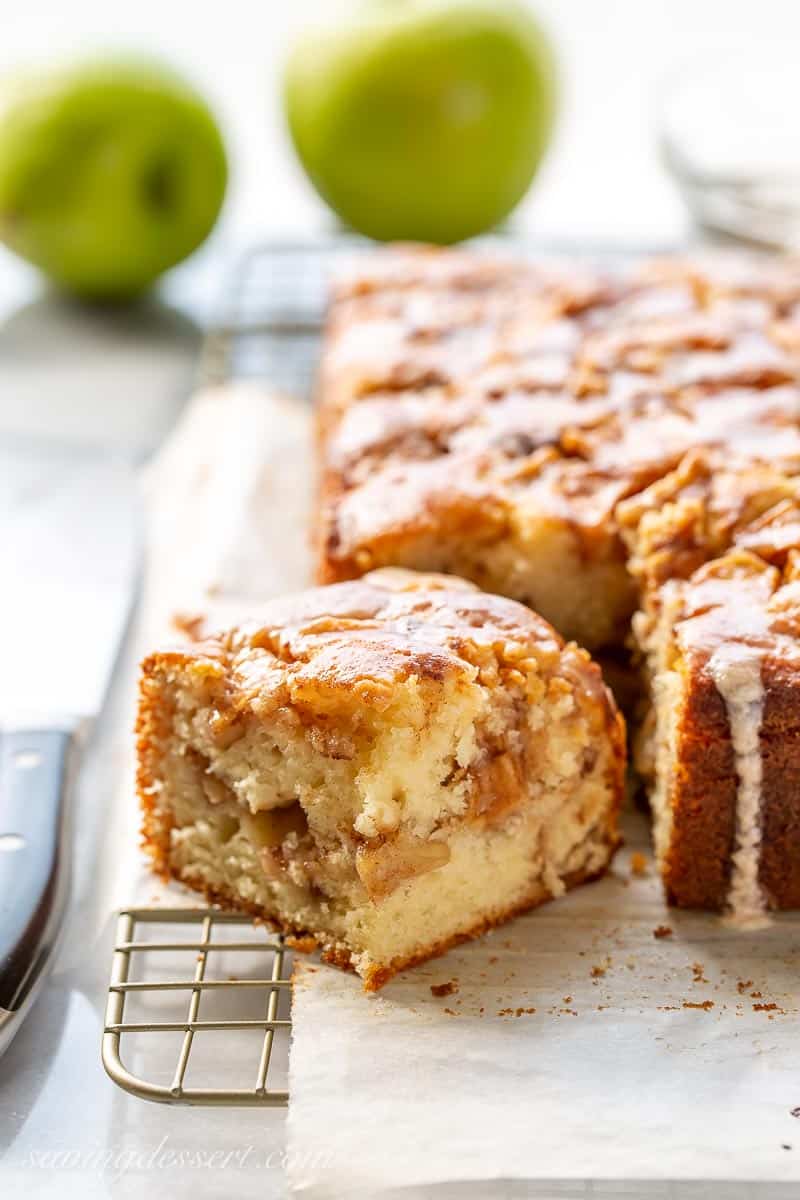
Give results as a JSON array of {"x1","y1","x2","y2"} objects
[
  {"x1": 0, "y1": 57, "x2": 227, "y2": 299},
  {"x1": 284, "y1": 0, "x2": 557, "y2": 243}
]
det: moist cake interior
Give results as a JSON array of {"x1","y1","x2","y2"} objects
[{"x1": 139, "y1": 570, "x2": 624, "y2": 989}]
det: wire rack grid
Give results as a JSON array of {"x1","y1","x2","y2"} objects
[{"x1": 102, "y1": 907, "x2": 292, "y2": 1106}]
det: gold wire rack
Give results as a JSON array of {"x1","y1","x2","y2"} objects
[{"x1": 102, "y1": 907, "x2": 292, "y2": 1107}]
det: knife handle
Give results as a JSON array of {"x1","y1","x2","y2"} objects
[{"x1": 0, "y1": 724, "x2": 78, "y2": 1053}]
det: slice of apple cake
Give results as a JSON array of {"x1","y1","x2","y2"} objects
[
  {"x1": 631, "y1": 549, "x2": 800, "y2": 919},
  {"x1": 138, "y1": 568, "x2": 624, "y2": 989}
]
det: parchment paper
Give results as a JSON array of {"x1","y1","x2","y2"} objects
[
  {"x1": 287, "y1": 826, "x2": 800, "y2": 1195},
  {"x1": 118, "y1": 386, "x2": 800, "y2": 1197}
]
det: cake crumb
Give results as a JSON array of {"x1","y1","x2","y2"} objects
[
  {"x1": 750, "y1": 990, "x2": 763, "y2": 999},
  {"x1": 653, "y1": 925, "x2": 673, "y2": 939},
  {"x1": 683, "y1": 1000, "x2": 714, "y2": 1011},
  {"x1": 590, "y1": 964, "x2": 607, "y2": 978},
  {"x1": 172, "y1": 611, "x2": 207, "y2": 640},
  {"x1": 753, "y1": 1002, "x2": 779, "y2": 1012},
  {"x1": 630, "y1": 851, "x2": 648, "y2": 876},
  {"x1": 430, "y1": 980, "x2": 458, "y2": 998},
  {"x1": 691, "y1": 962, "x2": 709, "y2": 984},
  {"x1": 443, "y1": 1007, "x2": 458, "y2": 1016},
  {"x1": 737, "y1": 979, "x2": 754, "y2": 994},
  {"x1": 287, "y1": 934, "x2": 317, "y2": 953},
  {"x1": 563, "y1": 995, "x2": 572, "y2": 1004}
]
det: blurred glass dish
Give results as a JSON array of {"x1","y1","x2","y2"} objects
[{"x1": 660, "y1": 56, "x2": 800, "y2": 250}]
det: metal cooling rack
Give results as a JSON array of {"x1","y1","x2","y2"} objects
[
  {"x1": 194, "y1": 235, "x2": 670, "y2": 393},
  {"x1": 198, "y1": 237, "x2": 359, "y2": 394},
  {"x1": 102, "y1": 907, "x2": 291, "y2": 1106}
]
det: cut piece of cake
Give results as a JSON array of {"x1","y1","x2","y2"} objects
[
  {"x1": 619, "y1": 460, "x2": 800, "y2": 918},
  {"x1": 138, "y1": 569, "x2": 625, "y2": 989},
  {"x1": 638, "y1": 549, "x2": 800, "y2": 918}
]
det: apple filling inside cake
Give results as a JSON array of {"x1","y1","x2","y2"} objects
[{"x1": 138, "y1": 569, "x2": 624, "y2": 989}]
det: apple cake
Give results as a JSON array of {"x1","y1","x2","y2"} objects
[
  {"x1": 316, "y1": 244, "x2": 800, "y2": 920},
  {"x1": 618, "y1": 457, "x2": 800, "y2": 919},
  {"x1": 138, "y1": 569, "x2": 624, "y2": 989}
]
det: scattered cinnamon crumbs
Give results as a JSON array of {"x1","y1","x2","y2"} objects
[
  {"x1": 286, "y1": 934, "x2": 317, "y2": 953},
  {"x1": 753, "y1": 1002, "x2": 779, "y2": 1013},
  {"x1": 172, "y1": 611, "x2": 207, "y2": 640},
  {"x1": 691, "y1": 962, "x2": 709, "y2": 984},
  {"x1": 682, "y1": 1000, "x2": 714, "y2": 1011},
  {"x1": 653, "y1": 925, "x2": 673, "y2": 939},
  {"x1": 430, "y1": 980, "x2": 458, "y2": 998},
  {"x1": 737, "y1": 979, "x2": 754, "y2": 994},
  {"x1": 590, "y1": 964, "x2": 607, "y2": 978},
  {"x1": 630, "y1": 851, "x2": 648, "y2": 876}
]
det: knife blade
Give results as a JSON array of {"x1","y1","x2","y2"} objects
[{"x1": 0, "y1": 436, "x2": 140, "y2": 1054}]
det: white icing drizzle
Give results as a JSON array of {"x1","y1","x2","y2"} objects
[{"x1": 707, "y1": 644, "x2": 771, "y2": 930}]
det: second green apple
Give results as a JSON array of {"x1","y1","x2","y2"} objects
[{"x1": 284, "y1": 0, "x2": 557, "y2": 243}]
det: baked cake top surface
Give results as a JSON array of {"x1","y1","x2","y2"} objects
[
  {"x1": 666, "y1": 549, "x2": 800, "y2": 673},
  {"x1": 151, "y1": 568, "x2": 617, "y2": 715},
  {"x1": 319, "y1": 246, "x2": 800, "y2": 569}
]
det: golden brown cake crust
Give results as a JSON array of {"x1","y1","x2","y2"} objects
[
  {"x1": 659, "y1": 552, "x2": 800, "y2": 911},
  {"x1": 138, "y1": 567, "x2": 601, "y2": 712},
  {"x1": 137, "y1": 567, "x2": 624, "y2": 834},
  {"x1": 315, "y1": 246, "x2": 800, "y2": 650}
]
